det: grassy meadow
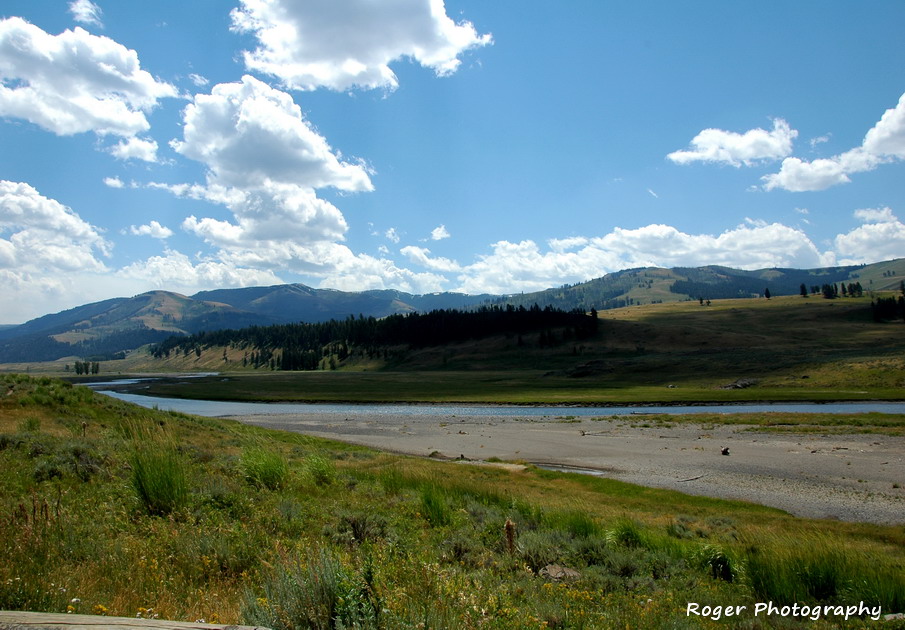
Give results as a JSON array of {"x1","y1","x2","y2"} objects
[
  {"x1": 1, "y1": 374, "x2": 904, "y2": 628},
  {"x1": 71, "y1": 294, "x2": 905, "y2": 405}
]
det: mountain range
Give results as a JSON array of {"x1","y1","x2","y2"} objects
[{"x1": 1, "y1": 258, "x2": 902, "y2": 363}]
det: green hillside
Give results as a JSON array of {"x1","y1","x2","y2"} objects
[
  {"x1": 105, "y1": 293, "x2": 905, "y2": 405},
  {"x1": 490, "y1": 258, "x2": 905, "y2": 311},
  {"x1": 2, "y1": 258, "x2": 902, "y2": 366}
]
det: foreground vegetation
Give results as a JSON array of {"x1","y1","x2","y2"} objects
[{"x1": 1, "y1": 374, "x2": 903, "y2": 628}]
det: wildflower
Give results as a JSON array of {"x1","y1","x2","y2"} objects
[
  {"x1": 66, "y1": 605, "x2": 75, "y2": 614},
  {"x1": 93, "y1": 604, "x2": 108, "y2": 616}
]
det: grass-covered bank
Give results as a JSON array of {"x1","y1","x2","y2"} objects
[
  {"x1": 1, "y1": 375, "x2": 904, "y2": 628},
  {"x1": 99, "y1": 368, "x2": 905, "y2": 405}
]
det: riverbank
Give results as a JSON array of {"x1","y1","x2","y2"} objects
[{"x1": 228, "y1": 411, "x2": 905, "y2": 525}]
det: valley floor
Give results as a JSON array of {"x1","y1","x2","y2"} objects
[{"x1": 229, "y1": 411, "x2": 905, "y2": 525}]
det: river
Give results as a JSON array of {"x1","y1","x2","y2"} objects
[{"x1": 95, "y1": 389, "x2": 905, "y2": 418}]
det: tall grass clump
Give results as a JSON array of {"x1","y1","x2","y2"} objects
[
  {"x1": 742, "y1": 533, "x2": 905, "y2": 608},
  {"x1": 419, "y1": 483, "x2": 451, "y2": 527},
  {"x1": 241, "y1": 446, "x2": 289, "y2": 490},
  {"x1": 546, "y1": 510, "x2": 600, "y2": 538},
  {"x1": 606, "y1": 517, "x2": 647, "y2": 548},
  {"x1": 304, "y1": 453, "x2": 336, "y2": 486},
  {"x1": 123, "y1": 422, "x2": 189, "y2": 516},
  {"x1": 130, "y1": 446, "x2": 188, "y2": 516},
  {"x1": 692, "y1": 544, "x2": 739, "y2": 583}
]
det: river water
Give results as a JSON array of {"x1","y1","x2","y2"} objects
[{"x1": 96, "y1": 390, "x2": 905, "y2": 418}]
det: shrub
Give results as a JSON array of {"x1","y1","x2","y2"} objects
[
  {"x1": 18, "y1": 417, "x2": 40, "y2": 433},
  {"x1": 242, "y1": 550, "x2": 378, "y2": 630},
  {"x1": 325, "y1": 510, "x2": 388, "y2": 546},
  {"x1": 518, "y1": 529, "x2": 572, "y2": 572}
]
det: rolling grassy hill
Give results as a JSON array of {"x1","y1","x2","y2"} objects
[
  {"x1": 2, "y1": 258, "x2": 902, "y2": 366},
  {"x1": 103, "y1": 293, "x2": 905, "y2": 404}
]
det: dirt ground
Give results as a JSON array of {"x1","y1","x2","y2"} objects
[{"x1": 229, "y1": 412, "x2": 905, "y2": 525}]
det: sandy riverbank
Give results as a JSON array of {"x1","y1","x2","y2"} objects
[{"x1": 228, "y1": 411, "x2": 905, "y2": 525}]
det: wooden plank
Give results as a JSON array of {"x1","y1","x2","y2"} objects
[{"x1": 0, "y1": 611, "x2": 269, "y2": 630}]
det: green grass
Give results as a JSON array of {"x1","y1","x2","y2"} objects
[
  {"x1": 130, "y1": 446, "x2": 188, "y2": 516},
  {"x1": 590, "y1": 412, "x2": 905, "y2": 436},
  {"x1": 240, "y1": 446, "x2": 289, "y2": 490},
  {"x1": 2, "y1": 373, "x2": 904, "y2": 628}
]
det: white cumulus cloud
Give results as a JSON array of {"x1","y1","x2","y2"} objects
[
  {"x1": 0, "y1": 17, "x2": 176, "y2": 138},
  {"x1": 0, "y1": 180, "x2": 114, "y2": 321},
  {"x1": 668, "y1": 118, "x2": 797, "y2": 167},
  {"x1": 109, "y1": 136, "x2": 160, "y2": 162},
  {"x1": 834, "y1": 207, "x2": 905, "y2": 264},
  {"x1": 763, "y1": 91, "x2": 905, "y2": 191},
  {"x1": 117, "y1": 249, "x2": 282, "y2": 291},
  {"x1": 454, "y1": 222, "x2": 835, "y2": 295},
  {"x1": 129, "y1": 220, "x2": 173, "y2": 239},
  {"x1": 230, "y1": 0, "x2": 492, "y2": 91},
  {"x1": 401, "y1": 245, "x2": 460, "y2": 272},
  {"x1": 172, "y1": 75, "x2": 372, "y2": 192},
  {"x1": 153, "y1": 76, "x2": 376, "y2": 277},
  {"x1": 430, "y1": 224, "x2": 451, "y2": 240}
]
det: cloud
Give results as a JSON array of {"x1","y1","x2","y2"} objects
[
  {"x1": 809, "y1": 134, "x2": 830, "y2": 148},
  {"x1": 761, "y1": 148, "x2": 881, "y2": 192},
  {"x1": 152, "y1": 76, "x2": 378, "y2": 276},
  {"x1": 316, "y1": 246, "x2": 448, "y2": 294},
  {"x1": 229, "y1": 0, "x2": 492, "y2": 91},
  {"x1": 179, "y1": 186, "x2": 349, "y2": 247},
  {"x1": 172, "y1": 76, "x2": 372, "y2": 192},
  {"x1": 69, "y1": 0, "x2": 103, "y2": 28},
  {"x1": 668, "y1": 118, "x2": 797, "y2": 167},
  {"x1": 108, "y1": 136, "x2": 160, "y2": 162},
  {"x1": 385, "y1": 227, "x2": 401, "y2": 244},
  {"x1": 430, "y1": 224, "x2": 451, "y2": 240},
  {"x1": 454, "y1": 222, "x2": 834, "y2": 295},
  {"x1": 188, "y1": 73, "x2": 209, "y2": 87},
  {"x1": 0, "y1": 17, "x2": 176, "y2": 138},
  {"x1": 401, "y1": 245, "x2": 460, "y2": 272},
  {"x1": 129, "y1": 220, "x2": 173, "y2": 239},
  {"x1": 0, "y1": 181, "x2": 111, "y2": 318},
  {"x1": 834, "y1": 207, "x2": 905, "y2": 265},
  {"x1": 117, "y1": 249, "x2": 281, "y2": 291},
  {"x1": 763, "y1": 91, "x2": 905, "y2": 191},
  {"x1": 103, "y1": 176, "x2": 124, "y2": 188}
]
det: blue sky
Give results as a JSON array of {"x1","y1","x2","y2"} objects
[{"x1": 1, "y1": 0, "x2": 904, "y2": 324}]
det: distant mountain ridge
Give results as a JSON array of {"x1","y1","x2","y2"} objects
[{"x1": 1, "y1": 258, "x2": 902, "y2": 363}]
